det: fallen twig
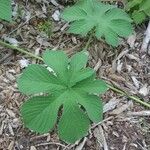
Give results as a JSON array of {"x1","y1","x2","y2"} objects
[
  {"x1": 91, "y1": 116, "x2": 114, "y2": 129},
  {"x1": 35, "y1": 142, "x2": 68, "y2": 148},
  {"x1": 141, "y1": 20, "x2": 150, "y2": 54},
  {"x1": 127, "y1": 111, "x2": 150, "y2": 116},
  {"x1": 75, "y1": 137, "x2": 87, "y2": 150},
  {"x1": 94, "y1": 125, "x2": 108, "y2": 150}
]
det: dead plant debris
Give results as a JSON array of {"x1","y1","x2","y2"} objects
[{"x1": 0, "y1": 0, "x2": 149, "y2": 150}]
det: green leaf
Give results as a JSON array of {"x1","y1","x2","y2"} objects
[
  {"x1": 126, "y1": 0, "x2": 150, "y2": 24},
  {"x1": 18, "y1": 64, "x2": 66, "y2": 95},
  {"x1": 69, "y1": 68, "x2": 94, "y2": 86},
  {"x1": 0, "y1": 0, "x2": 12, "y2": 21},
  {"x1": 144, "y1": 8, "x2": 150, "y2": 16},
  {"x1": 68, "y1": 20, "x2": 95, "y2": 36},
  {"x1": 139, "y1": 0, "x2": 150, "y2": 12},
  {"x1": 125, "y1": 0, "x2": 143, "y2": 11},
  {"x1": 18, "y1": 50, "x2": 108, "y2": 143},
  {"x1": 62, "y1": 0, "x2": 133, "y2": 46},
  {"x1": 69, "y1": 51, "x2": 94, "y2": 86},
  {"x1": 139, "y1": 0, "x2": 150, "y2": 17},
  {"x1": 43, "y1": 50, "x2": 68, "y2": 85},
  {"x1": 73, "y1": 79, "x2": 108, "y2": 95},
  {"x1": 61, "y1": 5, "x2": 87, "y2": 22},
  {"x1": 132, "y1": 11, "x2": 146, "y2": 24},
  {"x1": 21, "y1": 96, "x2": 61, "y2": 133},
  {"x1": 58, "y1": 100, "x2": 90, "y2": 143},
  {"x1": 70, "y1": 51, "x2": 88, "y2": 72},
  {"x1": 110, "y1": 20, "x2": 133, "y2": 37},
  {"x1": 75, "y1": 92, "x2": 103, "y2": 123},
  {"x1": 104, "y1": 29, "x2": 119, "y2": 47},
  {"x1": 104, "y1": 8, "x2": 132, "y2": 22}
]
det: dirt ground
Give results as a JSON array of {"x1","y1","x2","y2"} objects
[{"x1": 0, "y1": 0, "x2": 150, "y2": 150}]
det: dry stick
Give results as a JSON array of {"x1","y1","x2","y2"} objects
[
  {"x1": 0, "y1": 39, "x2": 150, "y2": 108},
  {"x1": 35, "y1": 142, "x2": 68, "y2": 148},
  {"x1": 141, "y1": 20, "x2": 150, "y2": 53}
]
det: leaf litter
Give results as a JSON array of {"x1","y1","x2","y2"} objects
[{"x1": 0, "y1": 0, "x2": 150, "y2": 149}]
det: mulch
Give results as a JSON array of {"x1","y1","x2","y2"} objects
[{"x1": 0, "y1": 0, "x2": 149, "y2": 150}]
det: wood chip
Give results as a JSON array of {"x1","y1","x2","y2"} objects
[
  {"x1": 127, "y1": 33, "x2": 136, "y2": 48},
  {"x1": 6, "y1": 109, "x2": 16, "y2": 118},
  {"x1": 30, "y1": 146, "x2": 37, "y2": 150},
  {"x1": 75, "y1": 137, "x2": 87, "y2": 150},
  {"x1": 139, "y1": 84, "x2": 149, "y2": 96},
  {"x1": 111, "y1": 101, "x2": 133, "y2": 115},
  {"x1": 94, "y1": 126, "x2": 108, "y2": 150},
  {"x1": 103, "y1": 98, "x2": 120, "y2": 113},
  {"x1": 8, "y1": 141, "x2": 15, "y2": 150},
  {"x1": 0, "y1": 121, "x2": 4, "y2": 135},
  {"x1": 131, "y1": 76, "x2": 140, "y2": 89}
]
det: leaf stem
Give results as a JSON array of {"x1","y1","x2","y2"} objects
[
  {"x1": 0, "y1": 40, "x2": 43, "y2": 61},
  {"x1": 83, "y1": 33, "x2": 93, "y2": 51},
  {"x1": 107, "y1": 84, "x2": 150, "y2": 108},
  {"x1": 0, "y1": 39, "x2": 150, "y2": 108}
]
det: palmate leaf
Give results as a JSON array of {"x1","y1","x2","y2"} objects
[
  {"x1": 62, "y1": 0, "x2": 133, "y2": 46},
  {"x1": 18, "y1": 50, "x2": 108, "y2": 143},
  {"x1": 0, "y1": 0, "x2": 12, "y2": 21}
]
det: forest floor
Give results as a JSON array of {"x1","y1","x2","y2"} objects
[{"x1": 0, "y1": 0, "x2": 150, "y2": 150}]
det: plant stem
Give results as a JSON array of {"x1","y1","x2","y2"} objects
[
  {"x1": 0, "y1": 39, "x2": 150, "y2": 108},
  {"x1": 0, "y1": 40, "x2": 43, "y2": 61},
  {"x1": 107, "y1": 84, "x2": 150, "y2": 108},
  {"x1": 83, "y1": 34, "x2": 93, "y2": 51}
]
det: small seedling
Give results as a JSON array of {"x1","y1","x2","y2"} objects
[
  {"x1": 0, "y1": 0, "x2": 12, "y2": 21},
  {"x1": 37, "y1": 20, "x2": 53, "y2": 37},
  {"x1": 62, "y1": 0, "x2": 133, "y2": 46},
  {"x1": 18, "y1": 50, "x2": 108, "y2": 143}
]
